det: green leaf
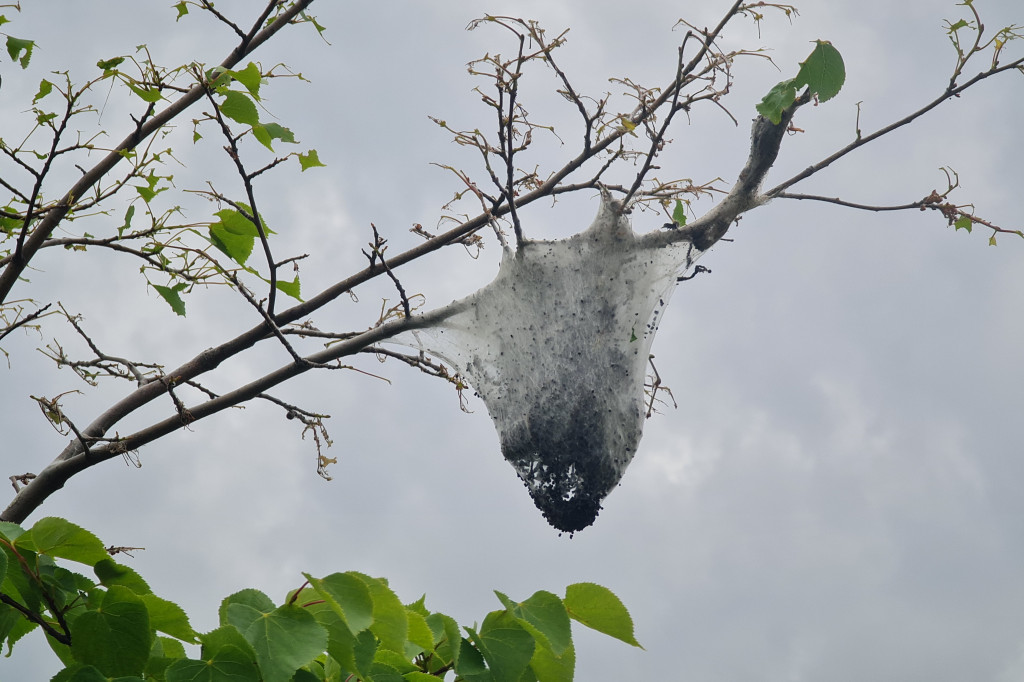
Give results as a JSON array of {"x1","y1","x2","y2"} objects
[
  {"x1": 375, "y1": 648, "x2": 418, "y2": 674},
  {"x1": 146, "y1": 635, "x2": 188, "y2": 679},
  {"x1": 220, "y1": 91, "x2": 260, "y2": 127},
  {"x1": 209, "y1": 225, "x2": 254, "y2": 266},
  {"x1": 452, "y1": 637, "x2": 489, "y2": 681},
  {"x1": 529, "y1": 641, "x2": 575, "y2": 682},
  {"x1": 237, "y1": 604, "x2": 328, "y2": 682},
  {"x1": 94, "y1": 559, "x2": 151, "y2": 595},
  {"x1": 405, "y1": 672, "x2": 443, "y2": 682},
  {"x1": 0, "y1": 550, "x2": 7, "y2": 593},
  {"x1": 425, "y1": 612, "x2": 462, "y2": 668},
  {"x1": 366, "y1": 661, "x2": 405, "y2": 682},
  {"x1": 96, "y1": 56, "x2": 126, "y2": 73},
  {"x1": 496, "y1": 590, "x2": 572, "y2": 656},
  {"x1": 252, "y1": 122, "x2": 295, "y2": 151},
  {"x1": 119, "y1": 205, "x2": 135, "y2": 237},
  {"x1": 165, "y1": 645, "x2": 260, "y2": 682},
  {"x1": 302, "y1": 12, "x2": 327, "y2": 36},
  {"x1": 135, "y1": 171, "x2": 168, "y2": 203},
  {"x1": 793, "y1": 40, "x2": 846, "y2": 103},
  {"x1": 141, "y1": 593, "x2": 198, "y2": 642},
  {"x1": 406, "y1": 595, "x2": 430, "y2": 619},
  {"x1": 220, "y1": 585, "x2": 274, "y2": 622},
  {"x1": 471, "y1": 613, "x2": 535, "y2": 682},
  {"x1": 153, "y1": 283, "x2": 187, "y2": 317},
  {"x1": 17, "y1": 517, "x2": 109, "y2": 565},
  {"x1": 353, "y1": 628, "x2": 380, "y2": 679},
  {"x1": 151, "y1": 634, "x2": 188, "y2": 661},
  {"x1": 563, "y1": 583, "x2": 641, "y2": 648},
  {"x1": 227, "y1": 62, "x2": 263, "y2": 100},
  {"x1": 52, "y1": 664, "x2": 120, "y2": 682},
  {"x1": 298, "y1": 149, "x2": 326, "y2": 171},
  {"x1": 262, "y1": 122, "x2": 295, "y2": 143},
  {"x1": 1, "y1": 545, "x2": 41, "y2": 613},
  {"x1": 989, "y1": 234, "x2": 998, "y2": 246},
  {"x1": 6, "y1": 36, "x2": 34, "y2": 68},
  {"x1": 304, "y1": 572, "x2": 374, "y2": 634},
  {"x1": 128, "y1": 83, "x2": 163, "y2": 103},
  {"x1": 69, "y1": 586, "x2": 152, "y2": 677},
  {"x1": 40, "y1": 564, "x2": 94, "y2": 605},
  {"x1": 0, "y1": 524, "x2": 23, "y2": 543},
  {"x1": 275, "y1": 276, "x2": 302, "y2": 301},
  {"x1": 226, "y1": 603, "x2": 267, "y2": 636},
  {"x1": 173, "y1": 2, "x2": 189, "y2": 20},
  {"x1": 0, "y1": 606, "x2": 22, "y2": 655},
  {"x1": 292, "y1": 668, "x2": 324, "y2": 682},
  {"x1": 354, "y1": 573, "x2": 409, "y2": 655},
  {"x1": 154, "y1": 636, "x2": 188, "y2": 659},
  {"x1": 405, "y1": 609, "x2": 434, "y2": 659},
  {"x1": 672, "y1": 199, "x2": 687, "y2": 227},
  {"x1": 3, "y1": 615, "x2": 38, "y2": 658},
  {"x1": 755, "y1": 79, "x2": 797, "y2": 124},
  {"x1": 215, "y1": 207, "x2": 264, "y2": 235},
  {"x1": 307, "y1": 604, "x2": 359, "y2": 674},
  {"x1": 200, "y1": 625, "x2": 258, "y2": 662},
  {"x1": 954, "y1": 215, "x2": 973, "y2": 232},
  {"x1": 33, "y1": 79, "x2": 53, "y2": 104},
  {"x1": 0, "y1": 214, "x2": 20, "y2": 238}
]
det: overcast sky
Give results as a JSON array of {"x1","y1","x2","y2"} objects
[{"x1": 2, "y1": 1, "x2": 1023, "y2": 680}]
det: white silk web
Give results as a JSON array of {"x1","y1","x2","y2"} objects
[{"x1": 391, "y1": 193, "x2": 705, "y2": 532}]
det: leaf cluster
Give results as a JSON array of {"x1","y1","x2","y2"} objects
[
  {"x1": 0, "y1": 518, "x2": 640, "y2": 681},
  {"x1": 756, "y1": 40, "x2": 846, "y2": 124},
  {"x1": 1, "y1": 0, "x2": 324, "y2": 333}
]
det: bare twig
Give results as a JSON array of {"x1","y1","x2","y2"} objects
[
  {"x1": 43, "y1": 304, "x2": 164, "y2": 386},
  {"x1": 106, "y1": 545, "x2": 145, "y2": 557},
  {"x1": 198, "y1": 0, "x2": 247, "y2": 40},
  {"x1": 257, "y1": 393, "x2": 336, "y2": 479},
  {"x1": 9, "y1": 474, "x2": 36, "y2": 493},
  {"x1": 0, "y1": 302, "x2": 51, "y2": 344},
  {"x1": 644, "y1": 355, "x2": 678, "y2": 419},
  {"x1": 0, "y1": 591, "x2": 70, "y2": 645},
  {"x1": 160, "y1": 376, "x2": 195, "y2": 428},
  {"x1": 363, "y1": 224, "x2": 412, "y2": 319}
]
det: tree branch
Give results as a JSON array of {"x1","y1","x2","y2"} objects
[
  {"x1": 641, "y1": 97, "x2": 806, "y2": 252},
  {"x1": 0, "y1": 0, "x2": 773, "y2": 524},
  {"x1": 6, "y1": 1, "x2": 1018, "y2": 527},
  {"x1": 764, "y1": 56, "x2": 1024, "y2": 198},
  {"x1": 0, "y1": 303, "x2": 52, "y2": 345}
]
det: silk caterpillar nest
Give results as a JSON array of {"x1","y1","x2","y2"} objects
[{"x1": 392, "y1": 191, "x2": 705, "y2": 532}]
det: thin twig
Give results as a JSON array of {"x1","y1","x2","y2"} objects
[
  {"x1": 0, "y1": 303, "x2": 51, "y2": 344},
  {"x1": 363, "y1": 224, "x2": 412, "y2": 319},
  {"x1": 202, "y1": 83, "x2": 279, "y2": 315},
  {"x1": 765, "y1": 56, "x2": 1024, "y2": 198}
]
